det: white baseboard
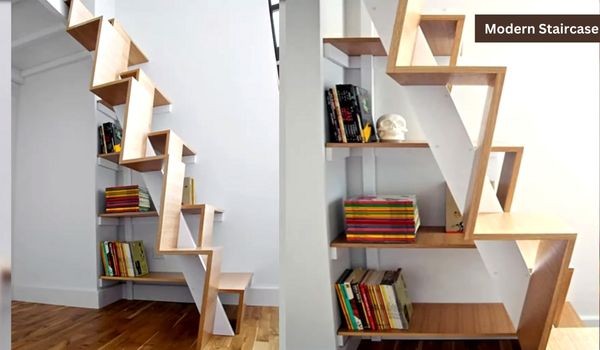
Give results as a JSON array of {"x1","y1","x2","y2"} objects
[
  {"x1": 13, "y1": 284, "x2": 101, "y2": 309},
  {"x1": 98, "y1": 284, "x2": 123, "y2": 308},
  {"x1": 581, "y1": 315, "x2": 600, "y2": 327},
  {"x1": 245, "y1": 285, "x2": 279, "y2": 307}
]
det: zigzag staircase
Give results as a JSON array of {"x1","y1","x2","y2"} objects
[
  {"x1": 65, "y1": 0, "x2": 242, "y2": 347},
  {"x1": 364, "y1": 1, "x2": 577, "y2": 349}
]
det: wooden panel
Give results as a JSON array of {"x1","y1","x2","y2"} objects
[
  {"x1": 419, "y1": 15, "x2": 464, "y2": 56},
  {"x1": 474, "y1": 213, "x2": 577, "y2": 240},
  {"x1": 218, "y1": 272, "x2": 252, "y2": 293},
  {"x1": 66, "y1": 0, "x2": 94, "y2": 28},
  {"x1": 97, "y1": 152, "x2": 120, "y2": 163},
  {"x1": 182, "y1": 204, "x2": 225, "y2": 215},
  {"x1": 496, "y1": 148, "x2": 524, "y2": 212},
  {"x1": 547, "y1": 327, "x2": 599, "y2": 350},
  {"x1": 388, "y1": 66, "x2": 504, "y2": 85},
  {"x1": 148, "y1": 130, "x2": 196, "y2": 156},
  {"x1": 198, "y1": 205, "x2": 215, "y2": 248},
  {"x1": 119, "y1": 78, "x2": 155, "y2": 161},
  {"x1": 463, "y1": 72, "x2": 505, "y2": 239},
  {"x1": 90, "y1": 78, "x2": 130, "y2": 106},
  {"x1": 338, "y1": 303, "x2": 515, "y2": 338},
  {"x1": 331, "y1": 227, "x2": 475, "y2": 248},
  {"x1": 108, "y1": 19, "x2": 149, "y2": 65},
  {"x1": 118, "y1": 156, "x2": 166, "y2": 172},
  {"x1": 516, "y1": 240, "x2": 540, "y2": 271},
  {"x1": 156, "y1": 158, "x2": 186, "y2": 251},
  {"x1": 326, "y1": 142, "x2": 518, "y2": 151},
  {"x1": 198, "y1": 248, "x2": 222, "y2": 349},
  {"x1": 387, "y1": 0, "x2": 422, "y2": 69},
  {"x1": 99, "y1": 211, "x2": 158, "y2": 218},
  {"x1": 101, "y1": 272, "x2": 185, "y2": 284},
  {"x1": 322, "y1": 38, "x2": 387, "y2": 56},
  {"x1": 66, "y1": 17, "x2": 101, "y2": 51},
  {"x1": 517, "y1": 239, "x2": 574, "y2": 350},
  {"x1": 553, "y1": 269, "x2": 575, "y2": 327},
  {"x1": 90, "y1": 18, "x2": 131, "y2": 88}
]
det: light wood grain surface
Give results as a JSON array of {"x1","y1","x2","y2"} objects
[
  {"x1": 419, "y1": 15, "x2": 464, "y2": 56},
  {"x1": 323, "y1": 37, "x2": 387, "y2": 56},
  {"x1": 474, "y1": 213, "x2": 577, "y2": 240}
]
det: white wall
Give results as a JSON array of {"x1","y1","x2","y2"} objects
[
  {"x1": 423, "y1": 0, "x2": 599, "y2": 324},
  {"x1": 114, "y1": 0, "x2": 280, "y2": 305},
  {"x1": 1, "y1": 1, "x2": 12, "y2": 347},
  {"x1": 12, "y1": 58, "x2": 101, "y2": 308}
]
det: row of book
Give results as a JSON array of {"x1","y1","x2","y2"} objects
[
  {"x1": 336, "y1": 268, "x2": 413, "y2": 331},
  {"x1": 105, "y1": 185, "x2": 151, "y2": 213},
  {"x1": 98, "y1": 121, "x2": 122, "y2": 154},
  {"x1": 100, "y1": 240, "x2": 149, "y2": 277},
  {"x1": 325, "y1": 84, "x2": 376, "y2": 143},
  {"x1": 344, "y1": 195, "x2": 420, "y2": 243}
]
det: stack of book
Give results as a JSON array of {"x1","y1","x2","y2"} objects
[
  {"x1": 335, "y1": 268, "x2": 413, "y2": 331},
  {"x1": 104, "y1": 185, "x2": 151, "y2": 213},
  {"x1": 100, "y1": 240, "x2": 149, "y2": 277},
  {"x1": 98, "y1": 121, "x2": 122, "y2": 154},
  {"x1": 344, "y1": 195, "x2": 420, "y2": 243},
  {"x1": 325, "y1": 84, "x2": 376, "y2": 143}
]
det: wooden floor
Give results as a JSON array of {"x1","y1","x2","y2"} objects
[{"x1": 11, "y1": 300, "x2": 278, "y2": 350}]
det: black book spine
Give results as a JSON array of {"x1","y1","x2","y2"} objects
[
  {"x1": 335, "y1": 84, "x2": 361, "y2": 142},
  {"x1": 351, "y1": 281, "x2": 369, "y2": 329},
  {"x1": 103, "y1": 122, "x2": 114, "y2": 153},
  {"x1": 325, "y1": 90, "x2": 341, "y2": 142}
]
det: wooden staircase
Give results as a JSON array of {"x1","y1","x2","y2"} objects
[
  {"x1": 64, "y1": 0, "x2": 248, "y2": 348},
  {"x1": 365, "y1": 1, "x2": 577, "y2": 349}
]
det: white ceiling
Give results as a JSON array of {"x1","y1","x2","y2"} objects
[{"x1": 12, "y1": 0, "x2": 86, "y2": 76}]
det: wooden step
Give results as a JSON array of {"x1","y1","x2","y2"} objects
[
  {"x1": 419, "y1": 15, "x2": 464, "y2": 56},
  {"x1": 474, "y1": 213, "x2": 577, "y2": 240},
  {"x1": 97, "y1": 205, "x2": 224, "y2": 218},
  {"x1": 91, "y1": 77, "x2": 170, "y2": 107},
  {"x1": 323, "y1": 37, "x2": 386, "y2": 56},
  {"x1": 148, "y1": 130, "x2": 196, "y2": 157},
  {"x1": 119, "y1": 155, "x2": 166, "y2": 172},
  {"x1": 218, "y1": 272, "x2": 253, "y2": 293},
  {"x1": 108, "y1": 19, "x2": 148, "y2": 65},
  {"x1": 99, "y1": 211, "x2": 158, "y2": 218},
  {"x1": 557, "y1": 302, "x2": 584, "y2": 328},
  {"x1": 181, "y1": 204, "x2": 224, "y2": 215},
  {"x1": 66, "y1": 17, "x2": 101, "y2": 51},
  {"x1": 387, "y1": 66, "x2": 506, "y2": 86},
  {"x1": 547, "y1": 327, "x2": 599, "y2": 350},
  {"x1": 100, "y1": 272, "x2": 253, "y2": 292},
  {"x1": 325, "y1": 141, "x2": 522, "y2": 152}
]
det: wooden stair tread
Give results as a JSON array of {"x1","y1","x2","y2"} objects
[
  {"x1": 108, "y1": 19, "x2": 148, "y2": 65},
  {"x1": 323, "y1": 37, "x2": 386, "y2": 56},
  {"x1": 97, "y1": 205, "x2": 223, "y2": 217},
  {"x1": 181, "y1": 204, "x2": 224, "y2": 215},
  {"x1": 547, "y1": 327, "x2": 599, "y2": 350},
  {"x1": 100, "y1": 272, "x2": 253, "y2": 292},
  {"x1": 91, "y1": 78, "x2": 170, "y2": 107},
  {"x1": 338, "y1": 303, "x2": 515, "y2": 337},
  {"x1": 387, "y1": 66, "x2": 506, "y2": 86},
  {"x1": 99, "y1": 211, "x2": 158, "y2": 218},
  {"x1": 66, "y1": 17, "x2": 101, "y2": 51},
  {"x1": 474, "y1": 213, "x2": 577, "y2": 240},
  {"x1": 148, "y1": 130, "x2": 196, "y2": 157},
  {"x1": 331, "y1": 226, "x2": 476, "y2": 249},
  {"x1": 218, "y1": 272, "x2": 253, "y2": 293},
  {"x1": 419, "y1": 15, "x2": 464, "y2": 56},
  {"x1": 326, "y1": 142, "x2": 522, "y2": 152},
  {"x1": 119, "y1": 155, "x2": 166, "y2": 172},
  {"x1": 158, "y1": 248, "x2": 219, "y2": 255},
  {"x1": 557, "y1": 302, "x2": 584, "y2": 328}
]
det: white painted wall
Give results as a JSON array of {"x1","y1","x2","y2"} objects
[
  {"x1": 12, "y1": 58, "x2": 101, "y2": 308},
  {"x1": 114, "y1": 0, "x2": 280, "y2": 305},
  {"x1": 1, "y1": 2, "x2": 12, "y2": 347},
  {"x1": 426, "y1": 0, "x2": 599, "y2": 325}
]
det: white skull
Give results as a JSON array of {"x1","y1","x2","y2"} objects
[{"x1": 376, "y1": 114, "x2": 408, "y2": 142}]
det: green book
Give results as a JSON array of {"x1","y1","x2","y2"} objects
[{"x1": 129, "y1": 241, "x2": 149, "y2": 276}]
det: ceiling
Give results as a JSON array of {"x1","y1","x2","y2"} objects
[{"x1": 12, "y1": 0, "x2": 87, "y2": 78}]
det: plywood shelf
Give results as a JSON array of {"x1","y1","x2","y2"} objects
[
  {"x1": 331, "y1": 226, "x2": 475, "y2": 249},
  {"x1": 473, "y1": 213, "x2": 577, "y2": 240},
  {"x1": 101, "y1": 272, "x2": 185, "y2": 284},
  {"x1": 119, "y1": 155, "x2": 166, "y2": 172},
  {"x1": 419, "y1": 15, "x2": 465, "y2": 56},
  {"x1": 98, "y1": 152, "x2": 120, "y2": 163},
  {"x1": 181, "y1": 204, "x2": 224, "y2": 215},
  {"x1": 323, "y1": 37, "x2": 387, "y2": 56},
  {"x1": 66, "y1": 17, "x2": 101, "y2": 51},
  {"x1": 338, "y1": 303, "x2": 516, "y2": 338},
  {"x1": 387, "y1": 66, "x2": 505, "y2": 86},
  {"x1": 326, "y1": 142, "x2": 520, "y2": 152},
  {"x1": 91, "y1": 78, "x2": 170, "y2": 107},
  {"x1": 101, "y1": 272, "x2": 253, "y2": 292},
  {"x1": 99, "y1": 211, "x2": 158, "y2": 218}
]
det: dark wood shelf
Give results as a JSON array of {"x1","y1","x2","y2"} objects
[
  {"x1": 99, "y1": 211, "x2": 158, "y2": 218},
  {"x1": 323, "y1": 37, "x2": 386, "y2": 56},
  {"x1": 331, "y1": 226, "x2": 475, "y2": 249}
]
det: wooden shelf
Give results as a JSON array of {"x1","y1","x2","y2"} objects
[
  {"x1": 474, "y1": 213, "x2": 577, "y2": 240},
  {"x1": 101, "y1": 272, "x2": 253, "y2": 292},
  {"x1": 420, "y1": 15, "x2": 464, "y2": 56},
  {"x1": 101, "y1": 272, "x2": 185, "y2": 284},
  {"x1": 66, "y1": 17, "x2": 101, "y2": 51},
  {"x1": 326, "y1": 142, "x2": 519, "y2": 153},
  {"x1": 338, "y1": 303, "x2": 515, "y2": 338},
  {"x1": 91, "y1": 78, "x2": 170, "y2": 107},
  {"x1": 181, "y1": 204, "x2": 224, "y2": 215},
  {"x1": 387, "y1": 66, "x2": 505, "y2": 86},
  {"x1": 119, "y1": 155, "x2": 166, "y2": 172},
  {"x1": 331, "y1": 226, "x2": 475, "y2": 249},
  {"x1": 323, "y1": 37, "x2": 387, "y2": 56},
  {"x1": 98, "y1": 152, "x2": 120, "y2": 163},
  {"x1": 217, "y1": 272, "x2": 253, "y2": 293},
  {"x1": 99, "y1": 211, "x2": 158, "y2": 218}
]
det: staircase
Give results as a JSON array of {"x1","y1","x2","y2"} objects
[
  {"x1": 64, "y1": 0, "x2": 243, "y2": 347},
  {"x1": 364, "y1": 1, "x2": 577, "y2": 349}
]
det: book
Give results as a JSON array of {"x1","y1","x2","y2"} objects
[
  {"x1": 381, "y1": 271, "x2": 404, "y2": 329},
  {"x1": 325, "y1": 89, "x2": 342, "y2": 142},
  {"x1": 353, "y1": 86, "x2": 376, "y2": 142},
  {"x1": 393, "y1": 268, "x2": 413, "y2": 327},
  {"x1": 330, "y1": 88, "x2": 348, "y2": 143},
  {"x1": 335, "y1": 84, "x2": 362, "y2": 142},
  {"x1": 342, "y1": 270, "x2": 364, "y2": 330},
  {"x1": 123, "y1": 243, "x2": 135, "y2": 277},
  {"x1": 335, "y1": 269, "x2": 353, "y2": 329},
  {"x1": 130, "y1": 241, "x2": 149, "y2": 276},
  {"x1": 100, "y1": 242, "x2": 112, "y2": 277},
  {"x1": 182, "y1": 177, "x2": 194, "y2": 205}
]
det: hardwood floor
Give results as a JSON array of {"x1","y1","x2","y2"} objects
[{"x1": 11, "y1": 300, "x2": 278, "y2": 349}]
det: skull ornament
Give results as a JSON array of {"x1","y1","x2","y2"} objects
[{"x1": 376, "y1": 114, "x2": 408, "y2": 142}]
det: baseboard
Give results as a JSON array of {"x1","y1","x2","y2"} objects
[
  {"x1": 98, "y1": 284, "x2": 123, "y2": 308},
  {"x1": 245, "y1": 285, "x2": 279, "y2": 307},
  {"x1": 13, "y1": 284, "x2": 101, "y2": 309},
  {"x1": 581, "y1": 315, "x2": 600, "y2": 327}
]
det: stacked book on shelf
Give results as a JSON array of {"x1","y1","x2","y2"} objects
[
  {"x1": 100, "y1": 240, "x2": 149, "y2": 277},
  {"x1": 98, "y1": 121, "x2": 122, "y2": 154},
  {"x1": 335, "y1": 268, "x2": 413, "y2": 331},
  {"x1": 344, "y1": 195, "x2": 420, "y2": 243},
  {"x1": 325, "y1": 84, "x2": 376, "y2": 143},
  {"x1": 105, "y1": 185, "x2": 151, "y2": 213}
]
